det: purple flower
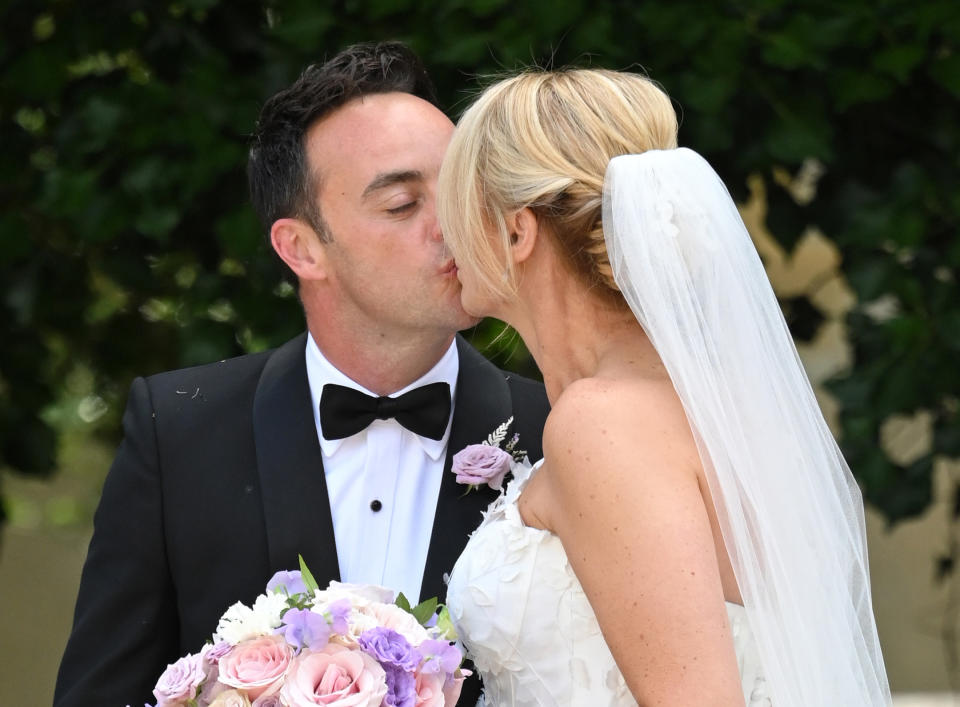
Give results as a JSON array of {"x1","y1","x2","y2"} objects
[
  {"x1": 195, "y1": 641, "x2": 232, "y2": 703},
  {"x1": 417, "y1": 639, "x2": 462, "y2": 675},
  {"x1": 452, "y1": 444, "x2": 512, "y2": 490},
  {"x1": 152, "y1": 653, "x2": 205, "y2": 706},
  {"x1": 266, "y1": 569, "x2": 307, "y2": 596},
  {"x1": 357, "y1": 627, "x2": 420, "y2": 672},
  {"x1": 277, "y1": 608, "x2": 331, "y2": 651},
  {"x1": 382, "y1": 662, "x2": 417, "y2": 707},
  {"x1": 323, "y1": 598, "x2": 351, "y2": 635},
  {"x1": 203, "y1": 641, "x2": 232, "y2": 666}
]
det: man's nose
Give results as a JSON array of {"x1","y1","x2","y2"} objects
[{"x1": 426, "y1": 200, "x2": 443, "y2": 242}]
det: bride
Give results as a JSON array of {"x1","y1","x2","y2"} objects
[{"x1": 437, "y1": 69, "x2": 891, "y2": 706}]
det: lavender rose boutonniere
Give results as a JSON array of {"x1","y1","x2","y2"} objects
[
  {"x1": 452, "y1": 416, "x2": 527, "y2": 491},
  {"x1": 452, "y1": 445, "x2": 512, "y2": 489}
]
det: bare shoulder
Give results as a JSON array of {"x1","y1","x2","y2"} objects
[
  {"x1": 537, "y1": 376, "x2": 701, "y2": 510},
  {"x1": 534, "y1": 375, "x2": 746, "y2": 705},
  {"x1": 545, "y1": 376, "x2": 697, "y2": 466}
]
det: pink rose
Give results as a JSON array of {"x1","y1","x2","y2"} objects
[
  {"x1": 153, "y1": 652, "x2": 206, "y2": 706},
  {"x1": 414, "y1": 670, "x2": 445, "y2": 707},
  {"x1": 443, "y1": 671, "x2": 467, "y2": 706},
  {"x1": 414, "y1": 669, "x2": 466, "y2": 707},
  {"x1": 280, "y1": 643, "x2": 387, "y2": 707},
  {"x1": 452, "y1": 444, "x2": 512, "y2": 489},
  {"x1": 217, "y1": 635, "x2": 292, "y2": 701}
]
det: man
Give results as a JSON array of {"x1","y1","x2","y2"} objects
[{"x1": 54, "y1": 41, "x2": 549, "y2": 707}]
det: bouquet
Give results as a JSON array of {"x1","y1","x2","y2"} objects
[{"x1": 147, "y1": 558, "x2": 467, "y2": 707}]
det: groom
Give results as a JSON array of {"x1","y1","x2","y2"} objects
[{"x1": 54, "y1": 41, "x2": 549, "y2": 707}]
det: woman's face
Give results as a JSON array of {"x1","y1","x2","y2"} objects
[{"x1": 450, "y1": 241, "x2": 496, "y2": 319}]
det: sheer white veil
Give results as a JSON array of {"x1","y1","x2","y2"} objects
[{"x1": 603, "y1": 148, "x2": 891, "y2": 706}]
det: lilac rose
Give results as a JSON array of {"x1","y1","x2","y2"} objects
[
  {"x1": 153, "y1": 652, "x2": 205, "y2": 706},
  {"x1": 452, "y1": 444, "x2": 512, "y2": 489}
]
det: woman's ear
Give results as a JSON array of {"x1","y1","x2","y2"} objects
[
  {"x1": 506, "y1": 207, "x2": 539, "y2": 265},
  {"x1": 270, "y1": 218, "x2": 329, "y2": 281}
]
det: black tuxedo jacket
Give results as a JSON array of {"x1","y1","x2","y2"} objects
[{"x1": 54, "y1": 333, "x2": 549, "y2": 707}]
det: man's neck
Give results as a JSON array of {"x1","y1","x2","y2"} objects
[{"x1": 307, "y1": 325, "x2": 457, "y2": 396}]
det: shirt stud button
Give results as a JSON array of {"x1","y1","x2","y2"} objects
[{"x1": 370, "y1": 499, "x2": 383, "y2": 512}]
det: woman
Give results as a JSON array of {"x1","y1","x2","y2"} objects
[{"x1": 438, "y1": 69, "x2": 890, "y2": 706}]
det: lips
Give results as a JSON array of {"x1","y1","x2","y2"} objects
[{"x1": 440, "y1": 259, "x2": 458, "y2": 276}]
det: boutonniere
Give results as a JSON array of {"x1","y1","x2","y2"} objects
[{"x1": 452, "y1": 416, "x2": 527, "y2": 491}]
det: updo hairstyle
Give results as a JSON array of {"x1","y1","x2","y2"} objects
[{"x1": 438, "y1": 69, "x2": 678, "y2": 302}]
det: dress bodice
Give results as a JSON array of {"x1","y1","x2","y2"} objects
[{"x1": 446, "y1": 459, "x2": 771, "y2": 706}]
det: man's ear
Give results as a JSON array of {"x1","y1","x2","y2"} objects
[
  {"x1": 270, "y1": 218, "x2": 329, "y2": 281},
  {"x1": 506, "y1": 207, "x2": 539, "y2": 265}
]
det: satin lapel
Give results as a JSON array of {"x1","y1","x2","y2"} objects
[
  {"x1": 420, "y1": 336, "x2": 510, "y2": 602},
  {"x1": 253, "y1": 333, "x2": 341, "y2": 583}
]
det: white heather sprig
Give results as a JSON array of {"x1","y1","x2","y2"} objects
[{"x1": 485, "y1": 416, "x2": 513, "y2": 447}]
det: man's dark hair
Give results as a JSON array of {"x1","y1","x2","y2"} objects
[{"x1": 248, "y1": 41, "x2": 438, "y2": 251}]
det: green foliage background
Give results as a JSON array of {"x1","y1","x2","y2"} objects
[{"x1": 1, "y1": 0, "x2": 958, "y2": 529}]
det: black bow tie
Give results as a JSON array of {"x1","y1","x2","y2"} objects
[{"x1": 319, "y1": 382, "x2": 452, "y2": 441}]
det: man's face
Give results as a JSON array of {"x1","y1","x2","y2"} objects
[{"x1": 304, "y1": 93, "x2": 476, "y2": 339}]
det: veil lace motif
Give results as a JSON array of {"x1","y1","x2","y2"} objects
[{"x1": 602, "y1": 148, "x2": 891, "y2": 706}]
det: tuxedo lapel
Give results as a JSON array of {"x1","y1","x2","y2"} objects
[
  {"x1": 420, "y1": 336, "x2": 510, "y2": 602},
  {"x1": 253, "y1": 333, "x2": 341, "y2": 583}
]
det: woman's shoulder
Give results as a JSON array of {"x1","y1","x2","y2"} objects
[
  {"x1": 543, "y1": 375, "x2": 699, "y2": 481},
  {"x1": 546, "y1": 375, "x2": 685, "y2": 438}
]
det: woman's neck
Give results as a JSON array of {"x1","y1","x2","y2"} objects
[{"x1": 501, "y1": 267, "x2": 662, "y2": 404}]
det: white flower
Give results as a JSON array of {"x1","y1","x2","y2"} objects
[
  {"x1": 252, "y1": 590, "x2": 288, "y2": 626},
  {"x1": 310, "y1": 581, "x2": 394, "y2": 609},
  {"x1": 213, "y1": 592, "x2": 287, "y2": 645}
]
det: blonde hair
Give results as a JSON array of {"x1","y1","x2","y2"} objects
[{"x1": 438, "y1": 69, "x2": 678, "y2": 302}]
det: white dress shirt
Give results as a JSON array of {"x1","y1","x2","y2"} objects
[{"x1": 305, "y1": 334, "x2": 458, "y2": 603}]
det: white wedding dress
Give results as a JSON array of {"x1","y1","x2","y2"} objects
[{"x1": 446, "y1": 459, "x2": 771, "y2": 707}]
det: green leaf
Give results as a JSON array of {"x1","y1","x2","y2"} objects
[
  {"x1": 411, "y1": 596, "x2": 439, "y2": 625},
  {"x1": 298, "y1": 554, "x2": 319, "y2": 594},
  {"x1": 872, "y1": 44, "x2": 926, "y2": 83},
  {"x1": 832, "y1": 69, "x2": 893, "y2": 110}
]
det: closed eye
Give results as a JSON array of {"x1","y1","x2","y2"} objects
[{"x1": 387, "y1": 202, "x2": 418, "y2": 215}]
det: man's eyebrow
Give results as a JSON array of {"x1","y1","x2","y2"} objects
[{"x1": 362, "y1": 170, "x2": 423, "y2": 198}]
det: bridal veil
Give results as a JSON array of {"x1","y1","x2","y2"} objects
[{"x1": 603, "y1": 148, "x2": 891, "y2": 706}]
